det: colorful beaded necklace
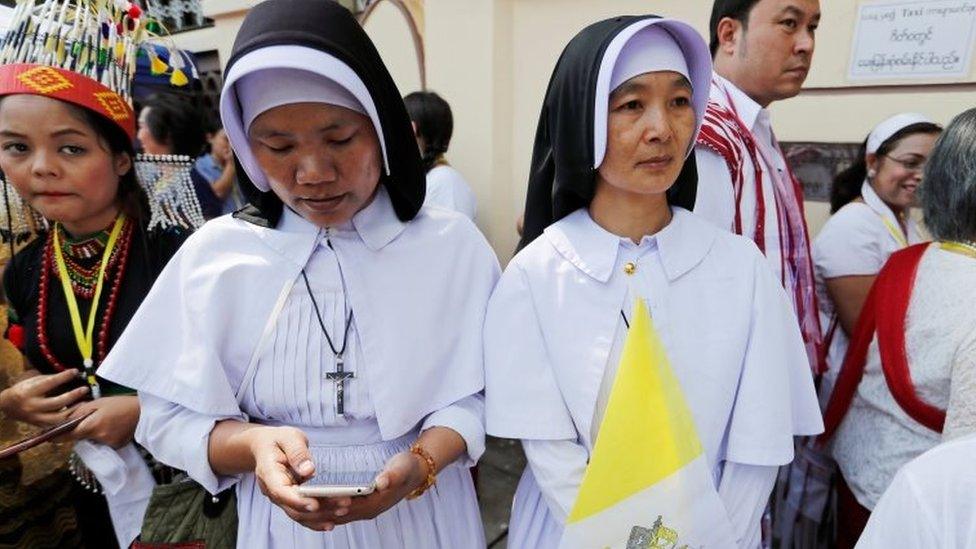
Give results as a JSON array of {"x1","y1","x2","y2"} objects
[
  {"x1": 52, "y1": 223, "x2": 125, "y2": 300},
  {"x1": 37, "y1": 217, "x2": 134, "y2": 377}
]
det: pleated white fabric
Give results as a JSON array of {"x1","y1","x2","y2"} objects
[
  {"x1": 231, "y1": 227, "x2": 484, "y2": 548},
  {"x1": 241, "y1": 235, "x2": 374, "y2": 424}
]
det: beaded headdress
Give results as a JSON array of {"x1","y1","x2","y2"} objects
[{"x1": 0, "y1": 0, "x2": 205, "y2": 242}]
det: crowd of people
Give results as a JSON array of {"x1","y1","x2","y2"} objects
[{"x1": 0, "y1": 0, "x2": 973, "y2": 547}]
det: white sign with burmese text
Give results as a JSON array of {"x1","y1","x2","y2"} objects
[{"x1": 849, "y1": 0, "x2": 976, "y2": 80}]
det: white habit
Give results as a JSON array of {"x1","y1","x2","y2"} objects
[
  {"x1": 98, "y1": 186, "x2": 500, "y2": 548},
  {"x1": 485, "y1": 208, "x2": 823, "y2": 548}
]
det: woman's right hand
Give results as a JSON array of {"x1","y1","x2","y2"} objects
[
  {"x1": 0, "y1": 369, "x2": 89, "y2": 426},
  {"x1": 248, "y1": 426, "x2": 350, "y2": 530}
]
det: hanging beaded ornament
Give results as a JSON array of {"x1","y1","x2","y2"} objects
[{"x1": 134, "y1": 153, "x2": 205, "y2": 230}]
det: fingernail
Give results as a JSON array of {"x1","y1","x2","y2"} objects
[
  {"x1": 306, "y1": 503, "x2": 316, "y2": 512},
  {"x1": 298, "y1": 460, "x2": 314, "y2": 476},
  {"x1": 335, "y1": 508, "x2": 348, "y2": 517}
]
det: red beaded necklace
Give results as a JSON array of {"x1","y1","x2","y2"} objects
[{"x1": 36, "y1": 219, "x2": 134, "y2": 371}]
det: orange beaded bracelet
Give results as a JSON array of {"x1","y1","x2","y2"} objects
[{"x1": 407, "y1": 443, "x2": 437, "y2": 500}]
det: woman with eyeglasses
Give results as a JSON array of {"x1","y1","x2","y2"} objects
[
  {"x1": 812, "y1": 114, "x2": 941, "y2": 405},
  {"x1": 811, "y1": 113, "x2": 942, "y2": 547}
]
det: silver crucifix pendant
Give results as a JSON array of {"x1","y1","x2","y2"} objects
[{"x1": 326, "y1": 353, "x2": 355, "y2": 417}]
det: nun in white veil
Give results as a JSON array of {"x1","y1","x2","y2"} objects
[
  {"x1": 99, "y1": 1, "x2": 499, "y2": 547},
  {"x1": 486, "y1": 16, "x2": 822, "y2": 549}
]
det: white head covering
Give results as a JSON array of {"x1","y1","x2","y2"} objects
[
  {"x1": 866, "y1": 113, "x2": 934, "y2": 155},
  {"x1": 238, "y1": 68, "x2": 366, "y2": 130},
  {"x1": 593, "y1": 19, "x2": 712, "y2": 168},
  {"x1": 609, "y1": 26, "x2": 690, "y2": 92},
  {"x1": 220, "y1": 45, "x2": 390, "y2": 192}
]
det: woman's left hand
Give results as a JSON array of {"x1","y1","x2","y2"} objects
[
  {"x1": 63, "y1": 395, "x2": 140, "y2": 448},
  {"x1": 299, "y1": 450, "x2": 426, "y2": 531}
]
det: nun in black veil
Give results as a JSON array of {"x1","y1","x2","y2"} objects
[
  {"x1": 98, "y1": 1, "x2": 499, "y2": 546},
  {"x1": 484, "y1": 14, "x2": 822, "y2": 549}
]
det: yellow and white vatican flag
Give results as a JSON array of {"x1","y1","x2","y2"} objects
[{"x1": 559, "y1": 299, "x2": 737, "y2": 549}]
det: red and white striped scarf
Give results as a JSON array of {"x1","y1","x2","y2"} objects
[{"x1": 697, "y1": 80, "x2": 825, "y2": 375}]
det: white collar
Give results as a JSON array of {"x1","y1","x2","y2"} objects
[
  {"x1": 350, "y1": 185, "x2": 407, "y2": 251},
  {"x1": 714, "y1": 73, "x2": 766, "y2": 133},
  {"x1": 543, "y1": 207, "x2": 715, "y2": 283}
]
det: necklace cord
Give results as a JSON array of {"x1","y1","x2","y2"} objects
[{"x1": 301, "y1": 268, "x2": 353, "y2": 358}]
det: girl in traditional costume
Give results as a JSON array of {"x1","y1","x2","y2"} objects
[
  {"x1": 0, "y1": 0, "x2": 207, "y2": 546},
  {"x1": 98, "y1": 1, "x2": 499, "y2": 547},
  {"x1": 486, "y1": 15, "x2": 822, "y2": 548}
]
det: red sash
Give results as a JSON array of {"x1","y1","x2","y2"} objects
[{"x1": 821, "y1": 243, "x2": 945, "y2": 442}]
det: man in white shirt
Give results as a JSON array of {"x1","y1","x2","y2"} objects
[
  {"x1": 695, "y1": 0, "x2": 823, "y2": 374},
  {"x1": 694, "y1": 2, "x2": 827, "y2": 547}
]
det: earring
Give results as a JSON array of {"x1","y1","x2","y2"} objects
[{"x1": 867, "y1": 169, "x2": 877, "y2": 179}]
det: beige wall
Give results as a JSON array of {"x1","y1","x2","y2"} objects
[{"x1": 180, "y1": 0, "x2": 976, "y2": 263}]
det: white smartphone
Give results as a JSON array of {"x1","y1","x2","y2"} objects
[
  {"x1": 296, "y1": 483, "x2": 375, "y2": 498},
  {"x1": 297, "y1": 471, "x2": 378, "y2": 498}
]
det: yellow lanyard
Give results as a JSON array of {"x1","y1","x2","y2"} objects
[
  {"x1": 879, "y1": 215, "x2": 909, "y2": 248},
  {"x1": 51, "y1": 215, "x2": 125, "y2": 398},
  {"x1": 940, "y1": 241, "x2": 976, "y2": 260}
]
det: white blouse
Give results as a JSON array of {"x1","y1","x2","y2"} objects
[
  {"x1": 944, "y1": 326, "x2": 976, "y2": 441},
  {"x1": 812, "y1": 182, "x2": 923, "y2": 403},
  {"x1": 520, "y1": 220, "x2": 786, "y2": 547},
  {"x1": 424, "y1": 165, "x2": 477, "y2": 221},
  {"x1": 830, "y1": 246, "x2": 976, "y2": 509}
]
